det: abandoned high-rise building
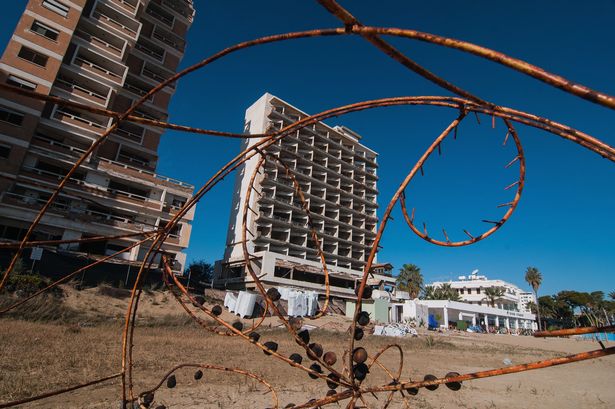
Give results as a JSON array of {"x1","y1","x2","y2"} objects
[
  {"x1": 0, "y1": 0, "x2": 195, "y2": 275},
  {"x1": 216, "y1": 93, "x2": 395, "y2": 299}
]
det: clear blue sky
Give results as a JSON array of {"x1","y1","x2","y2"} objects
[{"x1": 2, "y1": 1, "x2": 614, "y2": 296}]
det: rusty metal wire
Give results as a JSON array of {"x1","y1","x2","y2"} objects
[{"x1": 1, "y1": 0, "x2": 614, "y2": 408}]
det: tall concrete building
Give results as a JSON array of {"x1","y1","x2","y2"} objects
[
  {"x1": 0, "y1": 0, "x2": 195, "y2": 274},
  {"x1": 216, "y1": 93, "x2": 395, "y2": 299}
]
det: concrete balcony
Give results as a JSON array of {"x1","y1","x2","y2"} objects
[
  {"x1": 74, "y1": 19, "x2": 128, "y2": 59},
  {"x1": 145, "y1": 2, "x2": 175, "y2": 28},
  {"x1": 20, "y1": 165, "x2": 87, "y2": 188},
  {"x1": 91, "y1": 1, "x2": 141, "y2": 41},
  {"x1": 97, "y1": 158, "x2": 194, "y2": 193},
  {"x1": 103, "y1": 0, "x2": 140, "y2": 17},
  {"x1": 134, "y1": 38, "x2": 165, "y2": 62},
  {"x1": 151, "y1": 25, "x2": 185, "y2": 53},
  {"x1": 54, "y1": 69, "x2": 112, "y2": 107},
  {"x1": 72, "y1": 47, "x2": 127, "y2": 86},
  {"x1": 51, "y1": 106, "x2": 111, "y2": 136},
  {"x1": 1, "y1": 191, "x2": 70, "y2": 215},
  {"x1": 159, "y1": 0, "x2": 194, "y2": 23},
  {"x1": 141, "y1": 62, "x2": 175, "y2": 89}
]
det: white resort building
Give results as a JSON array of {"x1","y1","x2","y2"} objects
[
  {"x1": 429, "y1": 270, "x2": 536, "y2": 313},
  {"x1": 214, "y1": 93, "x2": 395, "y2": 299}
]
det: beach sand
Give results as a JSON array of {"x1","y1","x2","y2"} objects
[{"x1": 1, "y1": 287, "x2": 612, "y2": 408}]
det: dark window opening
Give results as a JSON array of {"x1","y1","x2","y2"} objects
[
  {"x1": 0, "y1": 108, "x2": 25, "y2": 126},
  {"x1": 0, "y1": 144, "x2": 11, "y2": 159},
  {"x1": 30, "y1": 20, "x2": 59, "y2": 41},
  {"x1": 6, "y1": 75, "x2": 36, "y2": 90},
  {"x1": 18, "y1": 46, "x2": 49, "y2": 67}
]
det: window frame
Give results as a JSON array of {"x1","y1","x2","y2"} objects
[
  {"x1": 30, "y1": 20, "x2": 60, "y2": 42},
  {"x1": 6, "y1": 75, "x2": 37, "y2": 91},
  {"x1": 42, "y1": 0, "x2": 70, "y2": 17},
  {"x1": 0, "y1": 107, "x2": 25, "y2": 126},
  {"x1": 0, "y1": 143, "x2": 11, "y2": 159},
  {"x1": 17, "y1": 46, "x2": 49, "y2": 68}
]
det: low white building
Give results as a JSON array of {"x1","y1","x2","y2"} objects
[
  {"x1": 429, "y1": 270, "x2": 536, "y2": 313},
  {"x1": 418, "y1": 299, "x2": 537, "y2": 331}
]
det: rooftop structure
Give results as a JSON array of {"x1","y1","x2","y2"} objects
[
  {"x1": 429, "y1": 270, "x2": 536, "y2": 313},
  {"x1": 215, "y1": 93, "x2": 395, "y2": 298},
  {"x1": 0, "y1": 0, "x2": 195, "y2": 273}
]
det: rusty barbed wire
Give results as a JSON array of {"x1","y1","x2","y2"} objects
[{"x1": 0, "y1": 0, "x2": 614, "y2": 408}]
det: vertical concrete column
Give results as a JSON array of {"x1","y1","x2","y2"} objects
[
  {"x1": 443, "y1": 307, "x2": 449, "y2": 328},
  {"x1": 505, "y1": 318, "x2": 510, "y2": 329},
  {"x1": 484, "y1": 315, "x2": 489, "y2": 331},
  {"x1": 495, "y1": 316, "x2": 500, "y2": 328},
  {"x1": 472, "y1": 315, "x2": 476, "y2": 326}
]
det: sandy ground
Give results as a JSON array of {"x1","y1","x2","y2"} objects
[{"x1": 0, "y1": 287, "x2": 613, "y2": 408}]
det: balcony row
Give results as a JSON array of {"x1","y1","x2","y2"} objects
[
  {"x1": 269, "y1": 131, "x2": 378, "y2": 181},
  {"x1": 29, "y1": 133, "x2": 194, "y2": 193},
  {"x1": 269, "y1": 107, "x2": 378, "y2": 166},
  {"x1": 256, "y1": 195, "x2": 378, "y2": 236},
  {"x1": 253, "y1": 236, "x2": 366, "y2": 270},
  {"x1": 260, "y1": 179, "x2": 377, "y2": 221},
  {"x1": 256, "y1": 213, "x2": 375, "y2": 249}
]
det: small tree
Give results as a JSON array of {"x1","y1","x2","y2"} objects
[
  {"x1": 184, "y1": 260, "x2": 214, "y2": 284},
  {"x1": 396, "y1": 264, "x2": 423, "y2": 299}
]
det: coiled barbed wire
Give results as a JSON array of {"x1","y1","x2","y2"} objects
[{"x1": 1, "y1": 1, "x2": 614, "y2": 408}]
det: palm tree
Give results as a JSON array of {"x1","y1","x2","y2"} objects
[
  {"x1": 483, "y1": 286, "x2": 505, "y2": 307},
  {"x1": 422, "y1": 285, "x2": 436, "y2": 300},
  {"x1": 609, "y1": 291, "x2": 615, "y2": 301},
  {"x1": 525, "y1": 267, "x2": 543, "y2": 330},
  {"x1": 396, "y1": 264, "x2": 423, "y2": 299},
  {"x1": 422, "y1": 283, "x2": 460, "y2": 301},
  {"x1": 438, "y1": 283, "x2": 461, "y2": 301}
]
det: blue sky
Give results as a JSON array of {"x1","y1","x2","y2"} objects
[{"x1": 2, "y1": 1, "x2": 614, "y2": 296}]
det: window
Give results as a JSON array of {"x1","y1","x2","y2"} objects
[
  {"x1": 0, "y1": 107, "x2": 25, "y2": 126},
  {"x1": 18, "y1": 46, "x2": 49, "y2": 67},
  {"x1": 477, "y1": 287, "x2": 481, "y2": 294},
  {"x1": 0, "y1": 144, "x2": 11, "y2": 159},
  {"x1": 30, "y1": 20, "x2": 59, "y2": 41},
  {"x1": 6, "y1": 75, "x2": 37, "y2": 91},
  {"x1": 42, "y1": 0, "x2": 69, "y2": 17}
]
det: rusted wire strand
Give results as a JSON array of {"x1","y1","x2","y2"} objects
[{"x1": 0, "y1": 3, "x2": 613, "y2": 407}]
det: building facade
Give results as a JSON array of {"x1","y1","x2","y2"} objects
[
  {"x1": 429, "y1": 270, "x2": 537, "y2": 313},
  {"x1": 216, "y1": 93, "x2": 395, "y2": 298},
  {"x1": 0, "y1": 0, "x2": 195, "y2": 272}
]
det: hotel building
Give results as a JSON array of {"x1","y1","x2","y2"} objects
[
  {"x1": 0, "y1": 0, "x2": 195, "y2": 273},
  {"x1": 429, "y1": 270, "x2": 537, "y2": 313},
  {"x1": 216, "y1": 93, "x2": 395, "y2": 299}
]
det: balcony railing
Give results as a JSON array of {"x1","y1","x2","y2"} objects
[
  {"x1": 92, "y1": 11, "x2": 138, "y2": 37},
  {"x1": 21, "y1": 165, "x2": 86, "y2": 185},
  {"x1": 55, "y1": 76, "x2": 109, "y2": 105},
  {"x1": 107, "y1": 0, "x2": 137, "y2": 14},
  {"x1": 113, "y1": 125, "x2": 144, "y2": 143},
  {"x1": 135, "y1": 42, "x2": 164, "y2": 61},
  {"x1": 53, "y1": 108, "x2": 109, "y2": 133},
  {"x1": 75, "y1": 29, "x2": 124, "y2": 57},
  {"x1": 74, "y1": 56, "x2": 124, "y2": 83},
  {"x1": 2, "y1": 192, "x2": 70, "y2": 212},
  {"x1": 152, "y1": 26, "x2": 185, "y2": 52},
  {"x1": 142, "y1": 65, "x2": 173, "y2": 85},
  {"x1": 161, "y1": 0, "x2": 194, "y2": 21},
  {"x1": 97, "y1": 157, "x2": 194, "y2": 190},
  {"x1": 145, "y1": 6, "x2": 174, "y2": 27}
]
